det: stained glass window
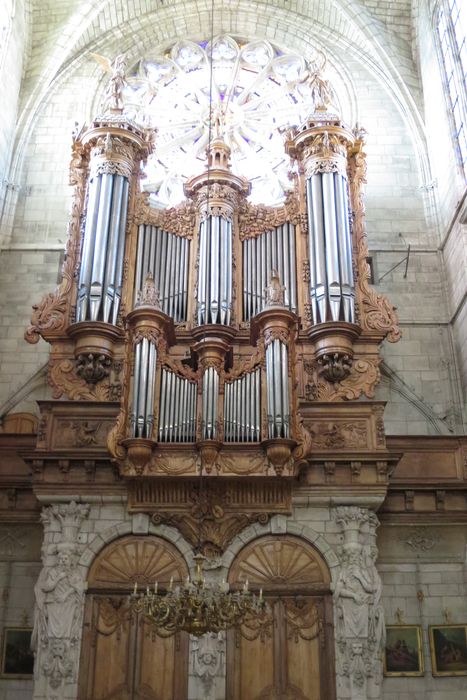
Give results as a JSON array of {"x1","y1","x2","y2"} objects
[
  {"x1": 121, "y1": 37, "x2": 334, "y2": 207},
  {"x1": 437, "y1": 1, "x2": 467, "y2": 179}
]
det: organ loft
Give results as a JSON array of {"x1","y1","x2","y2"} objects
[{"x1": 0, "y1": 28, "x2": 465, "y2": 700}]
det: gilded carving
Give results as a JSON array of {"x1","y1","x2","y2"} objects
[
  {"x1": 348, "y1": 146, "x2": 401, "y2": 343},
  {"x1": 132, "y1": 191, "x2": 196, "y2": 238},
  {"x1": 305, "y1": 356, "x2": 380, "y2": 401},
  {"x1": 25, "y1": 138, "x2": 88, "y2": 344}
]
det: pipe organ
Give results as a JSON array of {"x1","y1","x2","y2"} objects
[{"x1": 26, "y1": 69, "x2": 400, "y2": 487}]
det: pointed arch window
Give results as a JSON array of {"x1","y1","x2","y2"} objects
[{"x1": 437, "y1": 0, "x2": 467, "y2": 179}]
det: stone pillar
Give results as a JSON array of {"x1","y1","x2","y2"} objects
[
  {"x1": 32, "y1": 502, "x2": 90, "y2": 700},
  {"x1": 189, "y1": 632, "x2": 226, "y2": 700},
  {"x1": 332, "y1": 506, "x2": 385, "y2": 700}
]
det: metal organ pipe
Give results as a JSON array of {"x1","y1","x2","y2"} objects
[
  {"x1": 223, "y1": 368, "x2": 261, "y2": 442},
  {"x1": 158, "y1": 369, "x2": 197, "y2": 443},
  {"x1": 77, "y1": 173, "x2": 129, "y2": 324},
  {"x1": 130, "y1": 338, "x2": 158, "y2": 439},
  {"x1": 201, "y1": 366, "x2": 219, "y2": 440},
  {"x1": 197, "y1": 216, "x2": 233, "y2": 325},
  {"x1": 306, "y1": 172, "x2": 355, "y2": 324},
  {"x1": 134, "y1": 225, "x2": 190, "y2": 322},
  {"x1": 265, "y1": 340, "x2": 290, "y2": 438},
  {"x1": 242, "y1": 225, "x2": 297, "y2": 321}
]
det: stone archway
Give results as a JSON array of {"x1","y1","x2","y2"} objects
[
  {"x1": 226, "y1": 535, "x2": 336, "y2": 700},
  {"x1": 79, "y1": 535, "x2": 189, "y2": 700}
]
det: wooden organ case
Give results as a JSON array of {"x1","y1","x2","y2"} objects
[{"x1": 25, "y1": 81, "x2": 401, "y2": 700}]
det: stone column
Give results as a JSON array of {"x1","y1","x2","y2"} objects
[
  {"x1": 32, "y1": 502, "x2": 90, "y2": 700},
  {"x1": 189, "y1": 632, "x2": 226, "y2": 700},
  {"x1": 332, "y1": 506, "x2": 385, "y2": 700}
]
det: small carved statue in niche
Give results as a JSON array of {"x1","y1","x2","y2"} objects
[{"x1": 265, "y1": 269, "x2": 286, "y2": 306}]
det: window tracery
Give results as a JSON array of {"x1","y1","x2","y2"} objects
[
  {"x1": 117, "y1": 36, "x2": 339, "y2": 207},
  {"x1": 437, "y1": 0, "x2": 467, "y2": 179}
]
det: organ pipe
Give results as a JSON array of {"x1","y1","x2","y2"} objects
[
  {"x1": 77, "y1": 173, "x2": 130, "y2": 324},
  {"x1": 265, "y1": 339, "x2": 290, "y2": 439},
  {"x1": 130, "y1": 337, "x2": 157, "y2": 439},
  {"x1": 197, "y1": 215, "x2": 233, "y2": 325},
  {"x1": 224, "y1": 368, "x2": 261, "y2": 442},
  {"x1": 242, "y1": 224, "x2": 297, "y2": 321},
  {"x1": 306, "y1": 171, "x2": 354, "y2": 324},
  {"x1": 158, "y1": 369, "x2": 197, "y2": 443},
  {"x1": 134, "y1": 225, "x2": 190, "y2": 323}
]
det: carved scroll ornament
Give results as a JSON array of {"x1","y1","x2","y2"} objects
[
  {"x1": 305, "y1": 355, "x2": 381, "y2": 402},
  {"x1": 49, "y1": 358, "x2": 113, "y2": 401},
  {"x1": 25, "y1": 139, "x2": 89, "y2": 344},
  {"x1": 349, "y1": 146, "x2": 401, "y2": 343}
]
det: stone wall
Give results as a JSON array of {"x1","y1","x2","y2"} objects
[{"x1": 0, "y1": 523, "x2": 42, "y2": 700}]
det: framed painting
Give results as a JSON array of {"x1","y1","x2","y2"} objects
[
  {"x1": 384, "y1": 625, "x2": 424, "y2": 676},
  {"x1": 429, "y1": 624, "x2": 467, "y2": 676},
  {"x1": 1, "y1": 627, "x2": 34, "y2": 678}
]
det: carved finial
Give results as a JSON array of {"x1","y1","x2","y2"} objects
[
  {"x1": 265, "y1": 269, "x2": 286, "y2": 307},
  {"x1": 136, "y1": 272, "x2": 161, "y2": 309}
]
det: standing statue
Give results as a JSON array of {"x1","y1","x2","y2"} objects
[
  {"x1": 91, "y1": 53, "x2": 128, "y2": 113},
  {"x1": 265, "y1": 269, "x2": 286, "y2": 306},
  {"x1": 32, "y1": 502, "x2": 89, "y2": 698},
  {"x1": 334, "y1": 543, "x2": 374, "y2": 640},
  {"x1": 32, "y1": 545, "x2": 85, "y2": 648}
]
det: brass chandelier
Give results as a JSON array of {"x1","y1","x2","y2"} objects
[{"x1": 131, "y1": 554, "x2": 267, "y2": 637}]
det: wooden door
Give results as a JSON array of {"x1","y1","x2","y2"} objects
[
  {"x1": 226, "y1": 536, "x2": 336, "y2": 700},
  {"x1": 80, "y1": 595, "x2": 188, "y2": 700},
  {"x1": 79, "y1": 536, "x2": 189, "y2": 700}
]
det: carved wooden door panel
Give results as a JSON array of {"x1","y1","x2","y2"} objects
[
  {"x1": 80, "y1": 594, "x2": 188, "y2": 700},
  {"x1": 228, "y1": 595, "x2": 327, "y2": 700},
  {"x1": 227, "y1": 536, "x2": 336, "y2": 700}
]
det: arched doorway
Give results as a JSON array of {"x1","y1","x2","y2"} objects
[
  {"x1": 79, "y1": 536, "x2": 189, "y2": 700},
  {"x1": 226, "y1": 535, "x2": 335, "y2": 700}
]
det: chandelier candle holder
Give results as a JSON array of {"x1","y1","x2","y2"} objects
[{"x1": 130, "y1": 554, "x2": 268, "y2": 637}]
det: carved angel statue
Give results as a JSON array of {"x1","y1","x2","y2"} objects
[
  {"x1": 265, "y1": 269, "x2": 286, "y2": 306},
  {"x1": 91, "y1": 52, "x2": 128, "y2": 113},
  {"x1": 303, "y1": 52, "x2": 336, "y2": 112}
]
